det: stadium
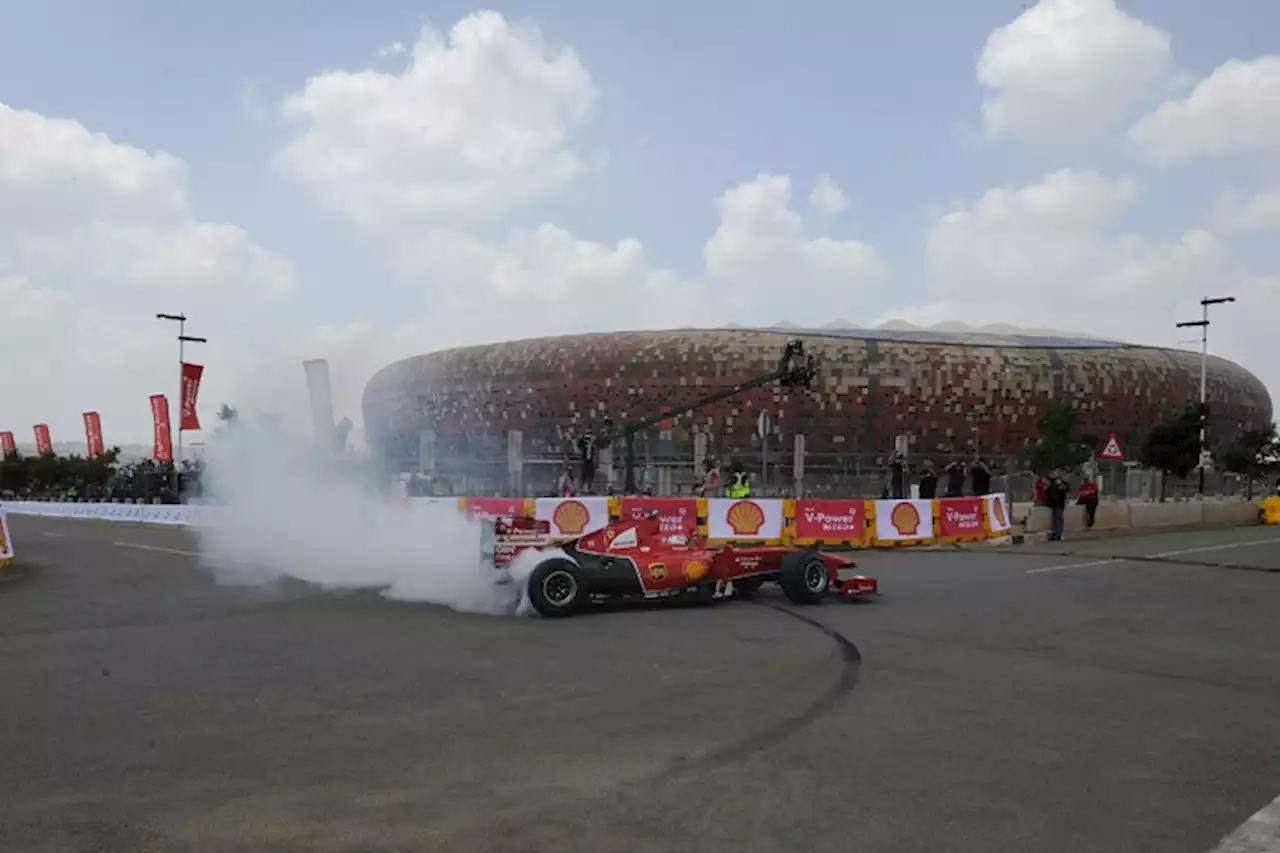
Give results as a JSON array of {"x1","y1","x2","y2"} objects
[{"x1": 361, "y1": 323, "x2": 1274, "y2": 491}]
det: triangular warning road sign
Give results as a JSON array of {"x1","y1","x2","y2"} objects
[{"x1": 1098, "y1": 433, "x2": 1125, "y2": 461}]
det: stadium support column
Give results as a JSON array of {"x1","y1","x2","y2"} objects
[
  {"x1": 507, "y1": 430, "x2": 523, "y2": 496},
  {"x1": 793, "y1": 433, "x2": 806, "y2": 498}
]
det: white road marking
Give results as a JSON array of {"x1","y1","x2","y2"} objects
[
  {"x1": 113, "y1": 541, "x2": 199, "y2": 558},
  {"x1": 1146, "y1": 537, "x2": 1280, "y2": 560},
  {"x1": 40, "y1": 531, "x2": 66, "y2": 538},
  {"x1": 1207, "y1": 791, "x2": 1280, "y2": 852},
  {"x1": 1026, "y1": 534, "x2": 1280, "y2": 575},
  {"x1": 1025, "y1": 558, "x2": 1121, "y2": 575}
]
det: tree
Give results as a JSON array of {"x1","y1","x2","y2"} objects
[
  {"x1": 1028, "y1": 404, "x2": 1093, "y2": 474},
  {"x1": 1139, "y1": 403, "x2": 1205, "y2": 500},
  {"x1": 216, "y1": 404, "x2": 239, "y2": 424},
  {"x1": 1222, "y1": 424, "x2": 1279, "y2": 498}
]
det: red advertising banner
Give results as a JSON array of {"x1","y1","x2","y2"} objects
[
  {"x1": 150, "y1": 395, "x2": 173, "y2": 462},
  {"x1": 618, "y1": 496, "x2": 699, "y2": 537},
  {"x1": 0, "y1": 431, "x2": 15, "y2": 457},
  {"x1": 466, "y1": 497, "x2": 529, "y2": 518},
  {"x1": 793, "y1": 499, "x2": 867, "y2": 542},
  {"x1": 33, "y1": 424, "x2": 52, "y2": 455},
  {"x1": 180, "y1": 362, "x2": 203, "y2": 431},
  {"x1": 82, "y1": 411, "x2": 104, "y2": 459},
  {"x1": 938, "y1": 497, "x2": 985, "y2": 538}
]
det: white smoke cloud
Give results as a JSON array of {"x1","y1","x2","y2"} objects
[{"x1": 192, "y1": 424, "x2": 557, "y2": 615}]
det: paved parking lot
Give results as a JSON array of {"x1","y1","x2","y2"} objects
[{"x1": 2, "y1": 516, "x2": 1279, "y2": 853}]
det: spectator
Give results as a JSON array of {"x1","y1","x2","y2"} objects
[
  {"x1": 943, "y1": 459, "x2": 966, "y2": 498},
  {"x1": 556, "y1": 467, "x2": 576, "y2": 497},
  {"x1": 918, "y1": 460, "x2": 938, "y2": 500},
  {"x1": 725, "y1": 460, "x2": 751, "y2": 498},
  {"x1": 695, "y1": 458, "x2": 720, "y2": 497},
  {"x1": 970, "y1": 458, "x2": 992, "y2": 496},
  {"x1": 1045, "y1": 469, "x2": 1070, "y2": 541},
  {"x1": 1077, "y1": 476, "x2": 1099, "y2": 529}
]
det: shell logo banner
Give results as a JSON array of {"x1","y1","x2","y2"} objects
[
  {"x1": 792, "y1": 499, "x2": 868, "y2": 543},
  {"x1": 535, "y1": 496, "x2": 610, "y2": 539},
  {"x1": 0, "y1": 509, "x2": 14, "y2": 568},
  {"x1": 705, "y1": 498, "x2": 784, "y2": 541},
  {"x1": 618, "y1": 497, "x2": 699, "y2": 537},
  {"x1": 873, "y1": 499, "x2": 934, "y2": 543},
  {"x1": 984, "y1": 494, "x2": 1012, "y2": 532}
]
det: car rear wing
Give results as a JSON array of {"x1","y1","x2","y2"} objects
[{"x1": 480, "y1": 515, "x2": 552, "y2": 569}]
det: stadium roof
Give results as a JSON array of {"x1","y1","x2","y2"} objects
[{"x1": 741, "y1": 320, "x2": 1131, "y2": 350}]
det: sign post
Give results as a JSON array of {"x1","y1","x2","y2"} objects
[{"x1": 1098, "y1": 433, "x2": 1125, "y2": 498}]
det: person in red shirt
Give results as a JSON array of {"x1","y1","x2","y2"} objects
[{"x1": 1077, "y1": 477, "x2": 1099, "y2": 529}]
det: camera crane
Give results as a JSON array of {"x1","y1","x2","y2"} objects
[{"x1": 578, "y1": 340, "x2": 818, "y2": 495}]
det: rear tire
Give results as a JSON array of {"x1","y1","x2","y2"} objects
[
  {"x1": 778, "y1": 550, "x2": 830, "y2": 605},
  {"x1": 528, "y1": 558, "x2": 587, "y2": 618}
]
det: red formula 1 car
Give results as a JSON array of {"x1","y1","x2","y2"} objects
[{"x1": 481, "y1": 510, "x2": 879, "y2": 618}]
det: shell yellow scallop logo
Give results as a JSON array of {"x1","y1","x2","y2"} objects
[
  {"x1": 890, "y1": 502, "x2": 922, "y2": 536},
  {"x1": 726, "y1": 501, "x2": 765, "y2": 535},
  {"x1": 552, "y1": 500, "x2": 590, "y2": 535},
  {"x1": 682, "y1": 559, "x2": 708, "y2": 582}
]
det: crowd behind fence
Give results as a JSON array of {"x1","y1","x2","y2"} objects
[{"x1": 402, "y1": 450, "x2": 1273, "y2": 504}]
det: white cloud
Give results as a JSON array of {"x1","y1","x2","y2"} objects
[
  {"x1": 808, "y1": 176, "x2": 849, "y2": 215},
  {"x1": 704, "y1": 174, "x2": 886, "y2": 309},
  {"x1": 384, "y1": 173, "x2": 885, "y2": 343},
  {"x1": 0, "y1": 102, "x2": 294, "y2": 447},
  {"x1": 1210, "y1": 188, "x2": 1280, "y2": 234},
  {"x1": 1130, "y1": 56, "x2": 1280, "y2": 164},
  {"x1": 275, "y1": 10, "x2": 598, "y2": 232},
  {"x1": 272, "y1": 15, "x2": 888, "y2": 362},
  {"x1": 885, "y1": 168, "x2": 1278, "y2": 406},
  {"x1": 977, "y1": 0, "x2": 1172, "y2": 144}
]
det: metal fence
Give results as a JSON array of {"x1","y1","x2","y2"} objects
[{"x1": 397, "y1": 444, "x2": 1270, "y2": 502}]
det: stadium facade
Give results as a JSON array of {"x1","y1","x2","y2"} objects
[{"x1": 362, "y1": 325, "x2": 1273, "y2": 472}]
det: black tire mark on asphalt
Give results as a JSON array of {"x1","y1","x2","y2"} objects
[{"x1": 650, "y1": 599, "x2": 862, "y2": 781}]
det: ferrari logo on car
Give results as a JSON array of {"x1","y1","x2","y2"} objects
[{"x1": 648, "y1": 562, "x2": 667, "y2": 581}]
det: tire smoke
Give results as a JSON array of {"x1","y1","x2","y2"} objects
[{"x1": 192, "y1": 426, "x2": 532, "y2": 615}]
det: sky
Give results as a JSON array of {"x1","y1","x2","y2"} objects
[{"x1": 1, "y1": 0, "x2": 1277, "y2": 449}]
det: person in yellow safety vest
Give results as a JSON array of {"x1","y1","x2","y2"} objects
[{"x1": 725, "y1": 461, "x2": 751, "y2": 498}]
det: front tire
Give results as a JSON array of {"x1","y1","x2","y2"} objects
[
  {"x1": 779, "y1": 551, "x2": 830, "y2": 605},
  {"x1": 528, "y1": 558, "x2": 587, "y2": 618}
]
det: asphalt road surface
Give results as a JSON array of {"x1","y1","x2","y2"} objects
[{"x1": 2, "y1": 516, "x2": 1279, "y2": 853}]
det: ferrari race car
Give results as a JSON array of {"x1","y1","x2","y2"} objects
[{"x1": 481, "y1": 510, "x2": 879, "y2": 618}]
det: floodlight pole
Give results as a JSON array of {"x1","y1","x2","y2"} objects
[
  {"x1": 1176, "y1": 296, "x2": 1235, "y2": 495},
  {"x1": 156, "y1": 313, "x2": 208, "y2": 497}
]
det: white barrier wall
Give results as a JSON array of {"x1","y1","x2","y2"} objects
[
  {"x1": 0, "y1": 501, "x2": 217, "y2": 526},
  {"x1": 0, "y1": 509, "x2": 13, "y2": 568}
]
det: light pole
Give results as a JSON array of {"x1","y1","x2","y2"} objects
[
  {"x1": 1176, "y1": 296, "x2": 1235, "y2": 495},
  {"x1": 156, "y1": 313, "x2": 207, "y2": 496}
]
